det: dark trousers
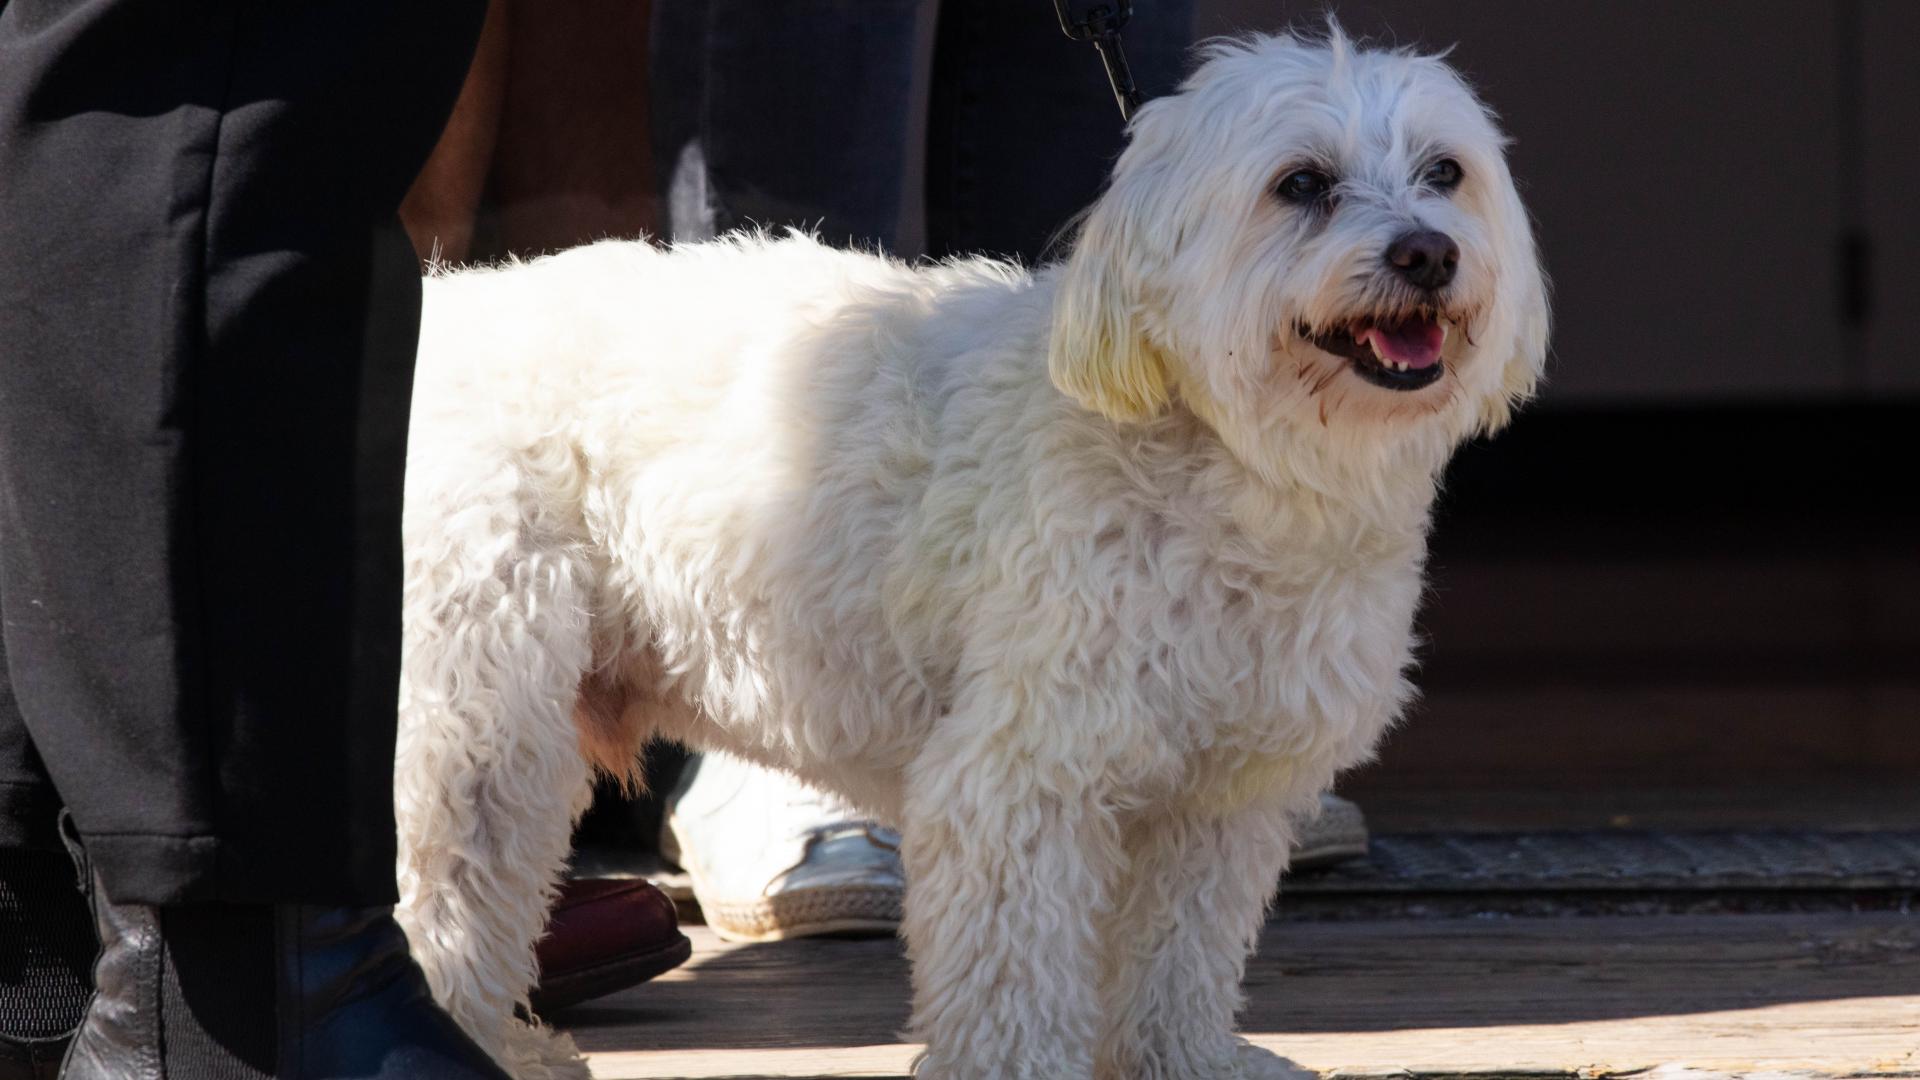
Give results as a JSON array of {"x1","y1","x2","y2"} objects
[
  {"x1": 0, "y1": 0, "x2": 485, "y2": 905},
  {"x1": 650, "y1": 0, "x2": 1195, "y2": 261}
]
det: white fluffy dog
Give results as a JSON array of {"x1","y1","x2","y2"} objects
[{"x1": 394, "y1": 29, "x2": 1546, "y2": 1080}]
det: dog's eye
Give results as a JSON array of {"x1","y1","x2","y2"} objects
[
  {"x1": 1275, "y1": 168, "x2": 1335, "y2": 205},
  {"x1": 1422, "y1": 158, "x2": 1463, "y2": 191}
]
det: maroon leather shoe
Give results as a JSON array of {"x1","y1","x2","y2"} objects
[{"x1": 531, "y1": 878, "x2": 691, "y2": 1015}]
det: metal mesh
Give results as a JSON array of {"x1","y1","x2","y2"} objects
[
  {"x1": 1287, "y1": 830, "x2": 1920, "y2": 893},
  {"x1": 0, "y1": 848, "x2": 94, "y2": 1039}
]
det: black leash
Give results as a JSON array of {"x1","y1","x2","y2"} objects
[{"x1": 1052, "y1": 0, "x2": 1144, "y2": 121}]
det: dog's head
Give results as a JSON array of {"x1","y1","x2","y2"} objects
[{"x1": 1050, "y1": 29, "x2": 1548, "y2": 477}]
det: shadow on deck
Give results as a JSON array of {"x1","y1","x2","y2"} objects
[{"x1": 558, "y1": 909, "x2": 1920, "y2": 1079}]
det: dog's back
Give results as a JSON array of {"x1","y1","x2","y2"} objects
[{"x1": 403, "y1": 235, "x2": 1064, "y2": 796}]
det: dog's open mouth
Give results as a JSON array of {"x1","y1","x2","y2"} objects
[{"x1": 1303, "y1": 316, "x2": 1449, "y2": 391}]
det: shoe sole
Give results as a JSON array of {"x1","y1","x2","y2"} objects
[
  {"x1": 1289, "y1": 838, "x2": 1370, "y2": 871},
  {"x1": 530, "y1": 930, "x2": 693, "y2": 1015},
  {"x1": 700, "y1": 884, "x2": 903, "y2": 944}
]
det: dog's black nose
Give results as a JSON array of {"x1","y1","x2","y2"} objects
[{"x1": 1386, "y1": 230, "x2": 1459, "y2": 290}]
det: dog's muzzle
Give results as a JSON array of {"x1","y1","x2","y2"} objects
[{"x1": 1302, "y1": 315, "x2": 1449, "y2": 391}]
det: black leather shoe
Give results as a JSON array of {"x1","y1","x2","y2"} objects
[
  {"x1": 58, "y1": 874, "x2": 511, "y2": 1080},
  {"x1": 271, "y1": 905, "x2": 512, "y2": 1080}
]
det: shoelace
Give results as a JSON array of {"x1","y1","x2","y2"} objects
[{"x1": 762, "y1": 820, "x2": 902, "y2": 896}]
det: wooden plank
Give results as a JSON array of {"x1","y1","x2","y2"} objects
[
  {"x1": 563, "y1": 913, "x2": 1920, "y2": 1078},
  {"x1": 1334, "y1": 785, "x2": 1920, "y2": 834}
]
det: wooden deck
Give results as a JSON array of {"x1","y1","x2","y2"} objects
[{"x1": 560, "y1": 911, "x2": 1920, "y2": 1079}]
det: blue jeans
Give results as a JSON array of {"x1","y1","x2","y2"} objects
[{"x1": 651, "y1": 0, "x2": 1195, "y2": 261}]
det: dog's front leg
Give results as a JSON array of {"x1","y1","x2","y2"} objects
[
  {"x1": 898, "y1": 696, "x2": 1127, "y2": 1080},
  {"x1": 393, "y1": 502, "x2": 600, "y2": 1080},
  {"x1": 1095, "y1": 796, "x2": 1311, "y2": 1080}
]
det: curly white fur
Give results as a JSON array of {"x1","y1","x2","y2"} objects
[{"x1": 394, "y1": 29, "x2": 1547, "y2": 1080}]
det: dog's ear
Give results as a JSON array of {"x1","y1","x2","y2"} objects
[
  {"x1": 1048, "y1": 191, "x2": 1173, "y2": 424},
  {"x1": 1479, "y1": 184, "x2": 1551, "y2": 435}
]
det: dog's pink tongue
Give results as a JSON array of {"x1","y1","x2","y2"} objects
[{"x1": 1358, "y1": 319, "x2": 1445, "y2": 369}]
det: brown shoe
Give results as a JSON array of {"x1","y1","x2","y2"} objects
[{"x1": 532, "y1": 878, "x2": 691, "y2": 1014}]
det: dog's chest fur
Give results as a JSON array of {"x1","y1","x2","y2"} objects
[{"x1": 877, "y1": 401, "x2": 1429, "y2": 807}]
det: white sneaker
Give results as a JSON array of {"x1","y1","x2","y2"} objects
[
  {"x1": 1292, "y1": 793, "x2": 1370, "y2": 870},
  {"x1": 665, "y1": 757, "x2": 1366, "y2": 942},
  {"x1": 662, "y1": 754, "x2": 903, "y2": 943}
]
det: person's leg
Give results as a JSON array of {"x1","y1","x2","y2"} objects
[
  {"x1": 401, "y1": 0, "x2": 512, "y2": 267},
  {"x1": 0, "y1": 1, "x2": 510, "y2": 1075},
  {"x1": 490, "y1": 0, "x2": 659, "y2": 257},
  {"x1": 924, "y1": 0, "x2": 1196, "y2": 263},
  {"x1": 0, "y1": 0, "x2": 235, "y2": 904},
  {"x1": 0, "y1": 599, "x2": 94, "y2": 1079},
  {"x1": 650, "y1": 0, "x2": 938, "y2": 248},
  {"x1": 0, "y1": 618, "x2": 64, "y2": 861},
  {"x1": 0, "y1": 0, "x2": 477, "y2": 908}
]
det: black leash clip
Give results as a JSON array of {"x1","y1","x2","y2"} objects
[{"x1": 1053, "y1": 0, "x2": 1145, "y2": 121}]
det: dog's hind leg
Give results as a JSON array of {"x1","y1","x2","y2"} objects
[
  {"x1": 1094, "y1": 796, "x2": 1310, "y2": 1080},
  {"x1": 394, "y1": 447, "x2": 598, "y2": 1080},
  {"x1": 898, "y1": 685, "x2": 1128, "y2": 1080}
]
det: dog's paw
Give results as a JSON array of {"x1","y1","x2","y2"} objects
[
  {"x1": 1229, "y1": 1039, "x2": 1317, "y2": 1080},
  {"x1": 505, "y1": 1061, "x2": 592, "y2": 1080},
  {"x1": 1095, "y1": 1038, "x2": 1317, "y2": 1080}
]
